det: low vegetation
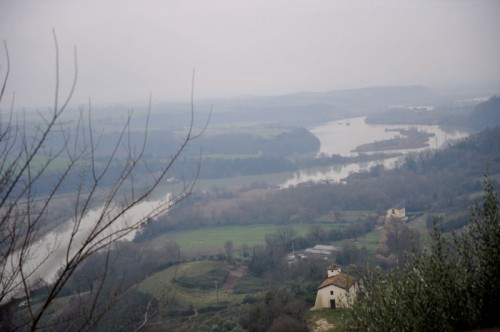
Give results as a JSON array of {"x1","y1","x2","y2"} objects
[{"x1": 348, "y1": 179, "x2": 500, "y2": 330}]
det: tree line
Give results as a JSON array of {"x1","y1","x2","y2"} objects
[{"x1": 348, "y1": 178, "x2": 500, "y2": 330}]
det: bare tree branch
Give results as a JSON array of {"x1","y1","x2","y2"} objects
[
  {"x1": 0, "y1": 40, "x2": 10, "y2": 102},
  {"x1": 0, "y1": 33, "x2": 206, "y2": 331}
]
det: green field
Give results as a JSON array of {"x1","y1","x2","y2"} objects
[
  {"x1": 150, "y1": 223, "x2": 342, "y2": 252},
  {"x1": 136, "y1": 260, "x2": 246, "y2": 309},
  {"x1": 341, "y1": 230, "x2": 380, "y2": 252},
  {"x1": 202, "y1": 124, "x2": 290, "y2": 139}
]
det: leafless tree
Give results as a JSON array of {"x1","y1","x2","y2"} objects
[{"x1": 0, "y1": 31, "x2": 207, "y2": 331}]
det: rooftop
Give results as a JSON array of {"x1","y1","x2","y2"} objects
[{"x1": 317, "y1": 273, "x2": 357, "y2": 290}]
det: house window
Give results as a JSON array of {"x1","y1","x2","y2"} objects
[{"x1": 330, "y1": 290, "x2": 334, "y2": 295}]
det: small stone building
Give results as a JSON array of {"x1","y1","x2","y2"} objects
[
  {"x1": 312, "y1": 265, "x2": 358, "y2": 310},
  {"x1": 386, "y1": 207, "x2": 408, "y2": 222}
]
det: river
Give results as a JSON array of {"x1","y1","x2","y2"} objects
[
  {"x1": 4, "y1": 194, "x2": 172, "y2": 292},
  {"x1": 281, "y1": 117, "x2": 468, "y2": 187}
]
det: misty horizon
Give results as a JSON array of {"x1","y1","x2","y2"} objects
[{"x1": 1, "y1": 0, "x2": 500, "y2": 108}]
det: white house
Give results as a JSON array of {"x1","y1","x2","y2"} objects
[
  {"x1": 304, "y1": 244, "x2": 340, "y2": 256},
  {"x1": 386, "y1": 207, "x2": 408, "y2": 222},
  {"x1": 312, "y1": 265, "x2": 358, "y2": 310}
]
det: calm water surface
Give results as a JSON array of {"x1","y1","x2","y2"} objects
[
  {"x1": 312, "y1": 117, "x2": 468, "y2": 156},
  {"x1": 282, "y1": 117, "x2": 468, "y2": 187},
  {"x1": 7, "y1": 195, "x2": 171, "y2": 286}
]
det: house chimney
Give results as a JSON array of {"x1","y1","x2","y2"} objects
[{"x1": 327, "y1": 264, "x2": 341, "y2": 277}]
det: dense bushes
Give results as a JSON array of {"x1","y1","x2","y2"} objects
[
  {"x1": 350, "y1": 179, "x2": 500, "y2": 330},
  {"x1": 239, "y1": 288, "x2": 309, "y2": 332}
]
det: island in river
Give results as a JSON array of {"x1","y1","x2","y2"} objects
[{"x1": 353, "y1": 128, "x2": 435, "y2": 153}]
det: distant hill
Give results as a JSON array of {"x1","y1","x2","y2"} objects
[
  {"x1": 206, "y1": 85, "x2": 437, "y2": 126},
  {"x1": 365, "y1": 93, "x2": 500, "y2": 130},
  {"x1": 90, "y1": 85, "x2": 439, "y2": 128},
  {"x1": 468, "y1": 95, "x2": 500, "y2": 130}
]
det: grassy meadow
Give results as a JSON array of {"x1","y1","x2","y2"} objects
[
  {"x1": 136, "y1": 260, "x2": 248, "y2": 310},
  {"x1": 147, "y1": 222, "x2": 366, "y2": 254}
]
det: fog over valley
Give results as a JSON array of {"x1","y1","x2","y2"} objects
[{"x1": 1, "y1": 1, "x2": 500, "y2": 331}]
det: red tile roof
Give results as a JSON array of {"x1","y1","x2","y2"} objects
[{"x1": 317, "y1": 273, "x2": 357, "y2": 290}]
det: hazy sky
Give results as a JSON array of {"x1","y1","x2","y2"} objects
[{"x1": 1, "y1": 0, "x2": 499, "y2": 107}]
